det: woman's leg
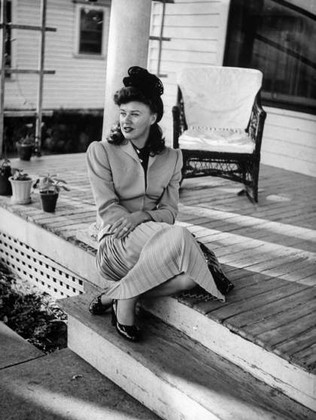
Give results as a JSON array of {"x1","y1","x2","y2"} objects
[
  {"x1": 116, "y1": 297, "x2": 138, "y2": 325},
  {"x1": 104, "y1": 273, "x2": 194, "y2": 325},
  {"x1": 110, "y1": 225, "x2": 225, "y2": 302},
  {"x1": 142, "y1": 273, "x2": 196, "y2": 299},
  {"x1": 100, "y1": 294, "x2": 138, "y2": 326}
]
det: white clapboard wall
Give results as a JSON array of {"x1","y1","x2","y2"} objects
[{"x1": 5, "y1": 0, "x2": 110, "y2": 111}]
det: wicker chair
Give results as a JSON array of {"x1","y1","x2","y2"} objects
[{"x1": 172, "y1": 66, "x2": 267, "y2": 202}]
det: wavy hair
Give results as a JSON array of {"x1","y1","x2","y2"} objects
[{"x1": 107, "y1": 86, "x2": 165, "y2": 156}]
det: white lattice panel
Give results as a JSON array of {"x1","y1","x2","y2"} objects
[{"x1": 0, "y1": 232, "x2": 84, "y2": 299}]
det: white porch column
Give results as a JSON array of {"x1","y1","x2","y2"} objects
[{"x1": 102, "y1": 0, "x2": 152, "y2": 138}]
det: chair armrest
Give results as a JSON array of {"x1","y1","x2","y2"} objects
[
  {"x1": 172, "y1": 87, "x2": 188, "y2": 149},
  {"x1": 172, "y1": 105, "x2": 180, "y2": 148},
  {"x1": 247, "y1": 91, "x2": 267, "y2": 155}
]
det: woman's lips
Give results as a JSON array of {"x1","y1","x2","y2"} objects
[{"x1": 123, "y1": 127, "x2": 133, "y2": 133}]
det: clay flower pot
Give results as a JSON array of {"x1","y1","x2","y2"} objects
[
  {"x1": 9, "y1": 176, "x2": 33, "y2": 204},
  {"x1": 16, "y1": 143, "x2": 34, "y2": 161},
  {"x1": 0, "y1": 165, "x2": 12, "y2": 196},
  {"x1": 40, "y1": 191, "x2": 59, "y2": 212},
  {"x1": 34, "y1": 174, "x2": 70, "y2": 213}
]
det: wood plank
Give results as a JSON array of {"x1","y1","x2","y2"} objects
[
  {"x1": 41, "y1": 214, "x2": 95, "y2": 228},
  {"x1": 164, "y1": 2, "x2": 221, "y2": 15},
  {"x1": 180, "y1": 205, "x2": 316, "y2": 241},
  {"x1": 206, "y1": 282, "x2": 309, "y2": 320},
  {"x1": 281, "y1": 264, "x2": 316, "y2": 282},
  {"x1": 292, "y1": 343, "x2": 316, "y2": 372},
  {"x1": 275, "y1": 328, "x2": 316, "y2": 360},
  {"x1": 162, "y1": 38, "x2": 217, "y2": 52},
  {"x1": 254, "y1": 312, "x2": 316, "y2": 354},
  {"x1": 226, "y1": 288, "x2": 316, "y2": 330},
  {"x1": 261, "y1": 259, "x2": 314, "y2": 279},
  {"x1": 180, "y1": 214, "x2": 315, "y2": 250},
  {"x1": 242, "y1": 254, "x2": 311, "y2": 276},
  {"x1": 182, "y1": 274, "x2": 283, "y2": 315},
  {"x1": 299, "y1": 276, "x2": 316, "y2": 286},
  {"x1": 156, "y1": 26, "x2": 219, "y2": 40},
  {"x1": 222, "y1": 270, "x2": 272, "y2": 285},
  {"x1": 242, "y1": 298, "x2": 316, "y2": 338},
  {"x1": 153, "y1": 13, "x2": 219, "y2": 28}
]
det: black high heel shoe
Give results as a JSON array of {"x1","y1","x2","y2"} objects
[
  {"x1": 111, "y1": 300, "x2": 141, "y2": 342},
  {"x1": 89, "y1": 294, "x2": 112, "y2": 315}
]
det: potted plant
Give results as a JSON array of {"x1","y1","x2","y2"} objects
[
  {"x1": 9, "y1": 169, "x2": 33, "y2": 204},
  {"x1": 16, "y1": 134, "x2": 35, "y2": 161},
  {"x1": 0, "y1": 158, "x2": 12, "y2": 196},
  {"x1": 34, "y1": 174, "x2": 70, "y2": 213}
]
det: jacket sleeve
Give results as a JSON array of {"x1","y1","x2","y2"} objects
[
  {"x1": 146, "y1": 149, "x2": 183, "y2": 224},
  {"x1": 86, "y1": 141, "x2": 130, "y2": 228}
]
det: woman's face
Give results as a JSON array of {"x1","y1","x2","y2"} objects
[{"x1": 119, "y1": 101, "x2": 157, "y2": 145}]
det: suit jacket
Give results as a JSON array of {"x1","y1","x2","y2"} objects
[{"x1": 86, "y1": 140, "x2": 183, "y2": 239}]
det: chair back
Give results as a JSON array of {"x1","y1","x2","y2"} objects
[{"x1": 177, "y1": 66, "x2": 263, "y2": 130}]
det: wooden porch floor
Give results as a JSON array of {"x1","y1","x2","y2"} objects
[{"x1": 0, "y1": 153, "x2": 315, "y2": 377}]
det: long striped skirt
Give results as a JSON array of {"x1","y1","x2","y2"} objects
[{"x1": 96, "y1": 221, "x2": 225, "y2": 302}]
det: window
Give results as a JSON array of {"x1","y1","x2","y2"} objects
[
  {"x1": 224, "y1": 0, "x2": 316, "y2": 114},
  {"x1": 75, "y1": 4, "x2": 107, "y2": 56}
]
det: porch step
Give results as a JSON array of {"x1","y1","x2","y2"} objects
[
  {"x1": 142, "y1": 295, "x2": 316, "y2": 412},
  {"x1": 74, "y1": 224, "x2": 316, "y2": 412},
  {"x1": 58, "y1": 293, "x2": 314, "y2": 420}
]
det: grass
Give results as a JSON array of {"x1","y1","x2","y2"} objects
[{"x1": 0, "y1": 263, "x2": 67, "y2": 353}]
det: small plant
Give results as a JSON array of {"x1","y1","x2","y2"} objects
[
  {"x1": 16, "y1": 123, "x2": 35, "y2": 146},
  {"x1": 34, "y1": 174, "x2": 70, "y2": 194},
  {"x1": 34, "y1": 174, "x2": 69, "y2": 212},
  {"x1": 16, "y1": 134, "x2": 35, "y2": 146},
  {"x1": 11, "y1": 169, "x2": 31, "y2": 181},
  {"x1": 0, "y1": 263, "x2": 67, "y2": 353},
  {"x1": 16, "y1": 124, "x2": 36, "y2": 161}
]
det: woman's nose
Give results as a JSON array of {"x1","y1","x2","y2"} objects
[{"x1": 123, "y1": 114, "x2": 132, "y2": 123}]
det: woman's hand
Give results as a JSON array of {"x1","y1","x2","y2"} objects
[{"x1": 110, "y1": 211, "x2": 151, "y2": 239}]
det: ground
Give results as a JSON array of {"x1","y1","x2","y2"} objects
[{"x1": 0, "y1": 263, "x2": 67, "y2": 353}]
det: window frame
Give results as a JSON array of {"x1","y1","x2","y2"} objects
[
  {"x1": 74, "y1": 3, "x2": 109, "y2": 59},
  {"x1": 223, "y1": 0, "x2": 316, "y2": 115}
]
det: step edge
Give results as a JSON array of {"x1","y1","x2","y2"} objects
[
  {"x1": 142, "y1": 297, "x2": 316, "y2": 412},
  {"x1": 68, "y1": 315, "x2": 302, "y2": 420},
  {"x1": 58, "y1": 294, "x2": 316, "y2": 413}
]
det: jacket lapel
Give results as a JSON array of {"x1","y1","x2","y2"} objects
[
  {"x1": 148, "y1": 154, "x2": 157, "y2": 169},
  {"x1": 120, "y1": 141, "x2": 139, "y2": 163},
  {"x1": 120, "y1": 140, "x2": 160, "y2": 170}
]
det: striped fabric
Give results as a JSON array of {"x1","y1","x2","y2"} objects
[{"x1": 96, "y1": 221, "x2": 225, "y2": 302}]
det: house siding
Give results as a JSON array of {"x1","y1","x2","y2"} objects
[
  {"x1": 149, "y1": 0, "x2": 316, "y2": 177},
  {"x1": 4, "y1": 0, "x2": 110, "y2": 111},
  {"x1": 262, "y1": 107, "x2": 316, "y2": 177}
]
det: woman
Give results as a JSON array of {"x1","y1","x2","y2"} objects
[{"x1": 86, "y1": 66, "x2": 229, "y2": 342}]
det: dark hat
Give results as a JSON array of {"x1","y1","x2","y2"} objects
[{"x1": 123, "y1": 66, "x2": 164, "y2": 122}]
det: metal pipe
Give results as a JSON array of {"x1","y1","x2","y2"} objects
[
  {"x1": 0, "y1": 0, "x2": 7, "y2": 158},
  {"x1": 35, "y1": 0, "x2": 47, "y2": 155}
]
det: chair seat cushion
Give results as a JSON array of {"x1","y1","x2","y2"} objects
[{"x1": 179, "y1": 127, "x2": 255, "y2": 154}]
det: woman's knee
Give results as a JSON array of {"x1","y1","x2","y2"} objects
[
  {"x1": 171, "y1": 225, "x2": 192, "y2": 242},
  {"x1": 176, "y1": 272, "x2": 195, "y2": 291}
]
